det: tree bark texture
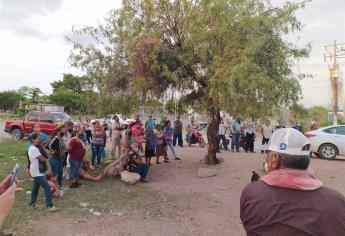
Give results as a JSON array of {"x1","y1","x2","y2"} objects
[{"x1": 205, "y1": 110, "x2": 220, "y2": 164}]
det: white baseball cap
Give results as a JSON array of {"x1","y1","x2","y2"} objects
[{"x1": 268, "y1": 128, "x2": 311, "y2": 156}]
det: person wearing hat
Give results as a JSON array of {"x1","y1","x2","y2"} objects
[{"x1": 240, "y1": 128, "x2": 345, "y2": 235}]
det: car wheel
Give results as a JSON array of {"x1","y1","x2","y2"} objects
[
  {"x1": 318, "y1": 143, "x2": 338, "y2": 160},
  {"x1": 11, "y1": 128, "x2": 23, "y2": 140}
]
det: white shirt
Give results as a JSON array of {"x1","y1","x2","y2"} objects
[
  {"x1": 28, "y1": 145, "x2": 44, "y2": 177},
  {"x1": 112, "y1": 122, "x2": 123, "y2": 138},
  {"x1": 246, "y1": 125, "x2": 256, "y2": 134},
  {"x1": 262, "y1": 125, "x2": 273, "y2": 139},
  {"x1": 219, "y1": 123, "x2": 227, "y2": 135}
]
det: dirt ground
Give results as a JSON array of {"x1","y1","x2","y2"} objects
[{"x1": 7, "y1": 143, "x2": 344, "y2": 236}]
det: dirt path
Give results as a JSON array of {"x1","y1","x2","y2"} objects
[{"x1": 10, "y1": 145, "x2": 345, "y2": 236}]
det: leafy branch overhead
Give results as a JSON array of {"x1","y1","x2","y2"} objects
[
  {"x1": 69, "y1": 0, "x2": 309, "y2": 117},
  {"x1": 69, "y1": 0, "x2": 311, "y2": 164}
]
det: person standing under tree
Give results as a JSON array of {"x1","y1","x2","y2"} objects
[
  {"x1": 144, "y1": 127, "x2": 156, "y2": 165},
  {"x1": 173, "y1": 115, "x2": 183, "y2": 148},
  {"x1": 261, "y1": 120, "x2": 274, "y2": 154},
  {"x1": 164, "y1": 120, "x2": 180, "y2": 160},
  {"x1": 231, "y1": 119, "x2": 243, "y2": 152},
  {"x1": 155, "y1": 125, "x2": 168, "y2": 164},
  {"x1": 48, "y1": 126, "x2": 66, "y2": 189},
  {"x1": 217, "y1": 118, "x2": 228, "y2": 151},
  {"x1": 245, "y1": 122, "x2": 256, "y2": 153},
  {"x1": 29, "y1": 133, "x2": 60, "y2": 211},
  {"x1": 111, "y1": 115, "x2": 125, "y2": 159},
  {"x1": 90, "y1": 121, "x2": 106, "y2": 169},
  {"x1": 85, "y1": 118, "x2": 92, "y2": 144},
  {"x1": 160, "y1": 116, "x2": 167, "y2": 131},
  {"x1": 67, "y1": 128, "x2": 86, "y2": 188},
  {"x1": 145, "y1": 115, "x2": 156, "y2": 130}
]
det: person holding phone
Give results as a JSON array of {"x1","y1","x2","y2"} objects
[
  {"x1": 29, "y1": 133, "x2": 60, "y2": 211},
  {"x1": 26, "y1": 124, "x2": 49, "y2": 179},
  {"x1": 48, "y1": 126, "x2": 66, "y2": 189},
  {"x1": 0, "y1": 176, "x2": 23, "y2": 228}
]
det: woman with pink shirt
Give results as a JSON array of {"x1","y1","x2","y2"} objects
[{"x1": 131, "y1": 122, "x2": 144, "y2": 152}]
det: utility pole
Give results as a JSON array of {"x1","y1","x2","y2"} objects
[{"x1": 324, "y1": 40, "x2": 345, "y2": 125}]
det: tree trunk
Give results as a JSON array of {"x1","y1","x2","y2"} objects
[{"x1": 205, "y1": 110, "x2": 220, "y2": 164}]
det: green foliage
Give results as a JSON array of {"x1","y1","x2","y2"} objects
[
  {"x1": 70, "y1": 0, "x2": 309, "y2": 117},
  {"x1": 69, "y1": 0, "x2": 311, "y2": 163},
  {"x1": 51, "y1": 73, "x2": 93, "y2": 93},
  {"x1": 50, "y1": 74, "x2": 95, "y2": 113},
  {"x1": 165, "y1": 99, "x2": 187, "y2": 115},
  {"x1": 0, "y1": 90, "x2": 23, "y2": 111},
  {"x1": 50, "y1": 87, "x2": 83, "y2": 112},
  {"x1": 290, "y1": 105, "x2": 330, "y2": 130},
  {"x1": 307, "y1": 106, "x2": 328, "y2": 122},
  {"x1": 94, "y1": 93, "x2": 140, "y2": 117},
  {"x1": 18, "y1": 86, "x2": 43, "y2": 104}
]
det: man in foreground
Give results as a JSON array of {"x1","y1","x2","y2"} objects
[{"x1": 240, "y1": 128, "x2": 345, "y2": 236}]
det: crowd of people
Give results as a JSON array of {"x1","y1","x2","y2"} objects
[
  {"x1": 17, "y1": 114, "x2": 192, "y2": 212},
  {"x1": 216, "y1": 118, "x2": 276, "y2": 154},
  {"x1": 23, "y1": 114, "x2": 311, "y2": 213}
]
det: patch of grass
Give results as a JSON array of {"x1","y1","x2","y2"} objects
[{"x1": 0, "y1": 113, "x2": 21, "y2": 121}]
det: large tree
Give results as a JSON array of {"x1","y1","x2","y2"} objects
[
  {"x1": 50, "y1": 74, "x2": 95, "y2": 113},
  {"x1": 0, "y1": 91, "x2": 23, "y2": 111},
  {"x1": 70, "y1": 0, "x2": 310, "y2": 164},
  {"x1": 18, "y1": 86, "x2": 44, "y2": 104}
]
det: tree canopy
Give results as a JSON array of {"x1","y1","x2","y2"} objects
[
  {"x1": 0, "y1": 91, "x2": 23, "y2": 111},
  {"x1": 70, "y1": 0, "x2": 310, "y2": 164}
]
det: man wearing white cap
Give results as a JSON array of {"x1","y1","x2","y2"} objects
[{"x1": 240, "y1": 128, "x2": 345, "y2": 236}]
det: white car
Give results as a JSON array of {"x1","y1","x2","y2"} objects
[{"x1": 305, "y1": 125, "x2": 345, "y2": 159}]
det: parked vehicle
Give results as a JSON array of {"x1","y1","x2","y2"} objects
[
  {"x1": 186, "y1": 130, "x2": 205, "y2": 148},
  {"x1": 4, "y1": 111, "x2": 71, "y2": 140},
  {"x1": 305, "y1": 125, "x2": 345, "y2": 160}
]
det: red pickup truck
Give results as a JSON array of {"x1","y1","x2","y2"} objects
[{"x1": 4, "y1": 111, "x2": 72, "y2": 140}]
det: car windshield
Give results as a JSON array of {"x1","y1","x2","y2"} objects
[{"x1": 51, "y1": 113, "x2": 71, "y2": 122}]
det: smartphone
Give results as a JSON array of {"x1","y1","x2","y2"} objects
[{"x1": 8, "y1": 164, "x2": 20, "y2": 187}]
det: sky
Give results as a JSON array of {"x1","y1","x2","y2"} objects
[{"x1": 0, "y1": 0, "x2": 344, "y2": 109}]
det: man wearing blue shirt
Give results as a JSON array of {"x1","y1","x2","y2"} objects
[{"x1": 145, "y1": 115, "x2": 156, "y2": 130}]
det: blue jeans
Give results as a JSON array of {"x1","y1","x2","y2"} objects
[
  {"x1": 91, "y1": 143, "x2": 103, "y2": 165},
  {"x1": 132, "y1": 164, "x2": 150, "y2": 181},
  {"x1": 69, "y1": 159, "x2": 82, "y2": 180},
  {"x1": 49, "y1": 157, "x2": 63, "y2": 187},
  {"x1": 30, "y1": 176, "x2": 53, "y2": 208},
  {"x1": 231, "y1": 133, "x2": 240, "y2": 151},
  {"x1": 167, "y1": 143, "x2": 177, "y2": 158}
]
